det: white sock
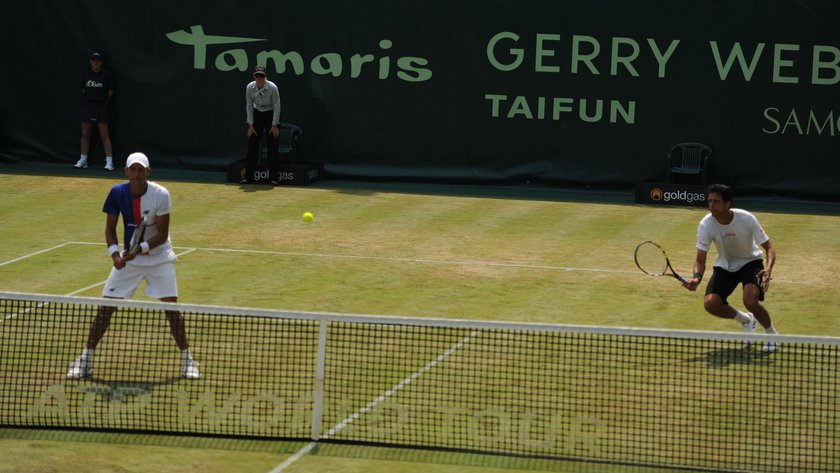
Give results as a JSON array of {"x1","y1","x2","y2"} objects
[
  {"x1": 81, "y1": 347, "x2": 94, "y2": 360},
  {"x1": 105, "y1": 156, "x2": 113, "y2": 163},
  {"x1": 733, "y1": 310, "x2": 752, "y2": 324},
  {"x1": 80, "y1": 154, "x2": 88, "y2": 161},
  {"x1": 180, "y1": 349, "x2": 192, "y2": 362}
]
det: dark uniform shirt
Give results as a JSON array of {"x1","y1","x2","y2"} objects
[{"x1": 81, "y1": 68, "x2": 113, "y2": 102}]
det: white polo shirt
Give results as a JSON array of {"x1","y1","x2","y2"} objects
[{"x1": 696, "y1": 208, "x2": 769, "y2": 272}]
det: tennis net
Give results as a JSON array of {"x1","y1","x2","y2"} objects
[{"x1": 0, "y1": 292, "x2": 837, "y2": 472}]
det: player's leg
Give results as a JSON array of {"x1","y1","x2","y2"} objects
[
  {"x1": 160, "y1": 303, "x2": 199, "y2": 379},
  {"x1": 160, "y1": 302, "x2": 200, "y2": 379},
  {"x1": 703, "y1": 293, "x2": 735, "y2": 318},
  {"x1": 86, "y1": 303, "x2": 117, "y2": 349},
  {"x1": 67, "y1": 301, "x2": 119, "y2": 379},
  {"x1": 738, "y1": 261, "x2": 771, "y2": 325},
  {"x1": 146, "y1": 261, "x2": 200, "y2": 379},
  {"x1": 742, "y1": 284, "x2": 770, "y2": 327},
  {"x1": 68, "y1": 266, "x2": 144, "y2": 379},
  {"x1": 704, "y1": 268, "x2": 757, "y2": 339},
  {"x1": 144, "y1": 262, "x2": 184, "y2": 346},
  {"x1": 739, "y1": 261, "x2": 779, "y2": 352},
  {"x1": 71, "y1": 266, "x2": 143, "y2": 377},
  {"x1": 703, "y1": 268, "x2": 739, "y2": 317},
  {"x1": 743, "y1": 286, "x2": 779, "y2": 352},
  {"x1": 161, "y1": 298, "x2": 188, "y2": 350}
]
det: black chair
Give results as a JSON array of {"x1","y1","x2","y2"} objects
[
  {"x1": 666, "y1": 142, "x2": 712, "y2": 184},
  {"x1": 278, "y1": 123, "x2": 303, "y2": 157}
]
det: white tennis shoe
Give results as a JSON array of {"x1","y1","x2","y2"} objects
[
  {"x1": 73, "y1": 158, "x2": 88, "y2": 169},
  {"x1": 762, "y1": 341, "x2": 781, "y2": 353},
  {"x1": 182, "y1": 359, "x2": 201, "y2": 380},
  {"x1": 741, "y1": 314, "x2": 758, "y2": 347},
  {"x1": 104, "y1": 159, "x2": 115, "y2": 171},
  {"x1": 67, "y1": 357, "x2": 93, "y2": 379}
]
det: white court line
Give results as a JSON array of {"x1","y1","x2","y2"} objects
[
  {"x1": 1, "y1": 302, "x2": 46, "y2": 322},
  {"x1": 64, "y1": 241, "x2": 633, "y2": 275},
  {"x1": 1, "y1": 242, "x2": 90, "y2": 321},
  {"x1": 268, "y1": 330, "x2": 479, "y2": 473},
  {"x1": 193, "y1": 247, "x2": 632, "y2": 274},
  {"x1": 267, "y1": 443, "x2": 317, "y2": 473},
  {"x1": 1, "y1": 248, "x2": 199, "y2": 322},
  {"x1": 62, "y1": 248, "x2": 197, "y2": 297},
  {"x1": 0, "y1": 243, "x2": 75, "y2": 267}
]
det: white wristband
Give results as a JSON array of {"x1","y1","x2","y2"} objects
[
  {"x1": 108, "y1": 244, "x2": 121, "y2": 256},
  {"x1": 140, "y1": 242, "x2": 150, "y2": 254}
]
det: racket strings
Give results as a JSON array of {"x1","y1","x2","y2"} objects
[{"x1": 635, "y1": 243, "x2": 669, "y2": 276}]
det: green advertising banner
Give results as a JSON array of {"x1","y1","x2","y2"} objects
[{"x1": 1, "y1": 1, "x2": 839, "y2": 198}]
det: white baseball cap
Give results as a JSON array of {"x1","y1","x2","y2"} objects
[{"x1": 126, "y1": 152, "x2": 150, "y2": 169}]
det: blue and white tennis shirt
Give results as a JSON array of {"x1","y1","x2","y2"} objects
[{"x1": 102, "y1": 181, "x2": 174, "y2": 258}]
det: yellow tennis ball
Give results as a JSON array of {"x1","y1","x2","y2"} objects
[{"x1": 303, "y1": 212, "x2": 313, "y2": 222}]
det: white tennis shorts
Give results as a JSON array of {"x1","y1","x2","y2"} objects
[{"x1": 102, "y1": 255, "x2": 178, "y2": 299}]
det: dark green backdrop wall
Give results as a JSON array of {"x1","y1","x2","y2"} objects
[{"x1": 2, "y1": 1, "x2": 839, "y2": 198}]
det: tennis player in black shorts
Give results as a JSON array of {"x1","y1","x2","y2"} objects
[{"x1": 684, "y1": 184, "x2": 780, "y2": 352}]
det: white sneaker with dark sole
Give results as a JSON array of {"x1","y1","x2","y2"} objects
[
  {"x1": 182, "y1": 359, "x2": 201, "y2": 380},
  {"x1": 73, "y1": 159, "x2": 88, "y2": 169},
  {"x1": 762, "y1": 341, "x2": 780, "y2": 353},
  {"x1": 742, "y1": 314, "x2": 758, "y2": 347},
  {"x1": 67, "y1": 357, "x2": 92, "y2": 379}
]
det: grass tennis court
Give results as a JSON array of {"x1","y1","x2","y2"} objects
[{"x1": 1, "y1": 171, "x2": 839, "y2": 472}]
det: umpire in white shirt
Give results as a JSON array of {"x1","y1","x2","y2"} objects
[{"x1": 242, "y1": 65, "x2": 282, "y2": 185}]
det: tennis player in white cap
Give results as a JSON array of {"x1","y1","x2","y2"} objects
[{"x1": 68, "y1": 152, "x2": 200, "y2": 380}]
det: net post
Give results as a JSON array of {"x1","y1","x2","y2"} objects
[{"x1": 309, "y1": 317, "x2": 328, "y2": 441}]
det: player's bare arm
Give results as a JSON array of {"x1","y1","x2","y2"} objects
[
  {"x1": 686, "y1": 249, "x2": 708, "y2": 292},
  {"x1": 104, "y1": 213, "x2": 126, "y2": 269},
  {"x1": 759, "y1": 240, "x2": 775, "y2": 293}
]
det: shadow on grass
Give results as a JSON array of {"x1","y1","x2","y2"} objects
[
  {"x1": 686, "y1": 346, "x2": 776, "y2": 368},
  {"x1": 78, "y1": 376, "x2": 184, "y2": 399}
]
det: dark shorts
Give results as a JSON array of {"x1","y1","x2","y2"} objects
[
  {"x1": 81, "y1": 102, "x2": 110, "y2": 124},
  {"x1": 705, "y1": 259, "x2": 765, "y2": 304}
]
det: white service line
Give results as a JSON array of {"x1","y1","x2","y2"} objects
[
  {"x1": 65, "y1": 282, "x2": 107, "y2": 297},
  {"x1": 1, "y1": 302, "x2": 45, "y2": 322},
  {"x1": 268, "y1": 330, "x2": 479, "y2": 473},
  {"x1": 0, "y1": 243, "x2": 75, "y2": 267},
  {"x1": 62, "y1": 248, "x2": 198, "y2": 296},
  {"x1": 62, "y1": 241, "x2": 632, "y2": 274},
  {"x1": 191, "y1": 246, "x2": 634, "y2": 274},
  {"x1": 1, "y1": 248, "x2": 202, "y2": 318}
]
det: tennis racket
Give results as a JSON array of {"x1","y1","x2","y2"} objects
[
  {"x1": 634, "y1": 240, "x2": 688, "y2": 284},
  {"x1": 124, "y1": 213, "x2": 149, "y2": 257}
]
